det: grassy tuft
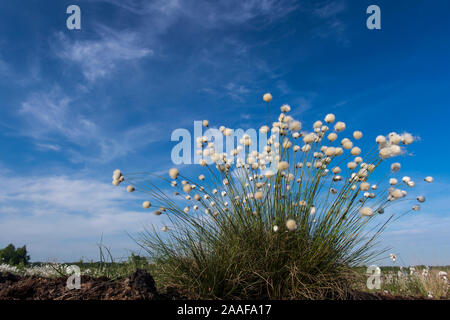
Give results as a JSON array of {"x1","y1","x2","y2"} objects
[{"x1": 115, "y1": 97, "x2": 431, "y2": 299}]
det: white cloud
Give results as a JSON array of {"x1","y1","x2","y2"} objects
[
  {"x1": 0, "y1": 174, "x2": 161, "y2": 261},
  {"x1": 224, "y1": 82, "x2": 251, "y2": 102},
  {"x1": 35, "y1": 143, "x2": 61, "y2": 152},
  {"x1": 314, "y1": 1, "x2": 346, "y2": 18},
  {"x1": 20, "y1": 87, "x2": 87, "y2": 141},
  {"x1": 18, "y1": 86, "x2": 160, "y2": 163},
  {"x1": 101, "y1": 0, "x2": 298, "y2": 27},
  {"x1": 53, "y1": 28, "x2": 152, "y2": 82},
  {"x1": 380, "y1": 213, "x2": 450, "y2": 266},
  {"x1": 310, "y1": 1, "x2": 349, "y2": 45}
]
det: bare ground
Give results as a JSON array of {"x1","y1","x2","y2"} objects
[{"x1": 0, "y1": 270, "x2": 432, "y2": 300}]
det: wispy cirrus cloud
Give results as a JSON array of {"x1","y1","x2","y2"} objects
[
  {"x1": 52, "y1": 28, "x2": 152, "y2": 82},
  {"x1": 310, "y1": 0, "x2": 349, "y2": 44},
  {"x1": 314, "y1": 0, "x2": 346, "y2": 18},
  {"x1": 34, "y1": 143, "x2": 61, "y2": 152},
  {"x1": 17, "y1": 86, "x2": 161, "y2": 163},
  {"x1": 100, "y1": 0, "x2": 298, "y2": 27}
]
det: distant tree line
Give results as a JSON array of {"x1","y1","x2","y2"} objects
[{"x1": 0, "y1": 244, "x2": 30, "y2": 266}]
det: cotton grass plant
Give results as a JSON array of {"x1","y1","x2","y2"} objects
[
  {"x1": 381, "y1": 267, "x2": 448, "y2": 299},
  {"x1": 112, "y1": 93, "x2": 433, "y2": 299}
]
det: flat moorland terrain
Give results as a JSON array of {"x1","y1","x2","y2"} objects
[{"x1": 1, "y1": 263, "x2": 448, "y2": 300}]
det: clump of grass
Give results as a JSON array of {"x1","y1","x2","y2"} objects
[{"x1": 113, "y1": 93, "x2": 432, "y2": 299}]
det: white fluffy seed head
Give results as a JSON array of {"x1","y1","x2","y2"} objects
[
  {"x1": 334, "y1": 121, "x2": 346, "y2": 132},
  {"x1": 264, "y1": 170, "x2": 274, "y2": 179},
  {"x1": 389, "y1": 178, "x2": 398, "y2": 185},
  {"x1": 142, "y1": 201, "x2": 151, "y2": 209},
  {"x1": 376, "y1": 135, "x2": 387, "y2": 145},
  {"x1": 332, "y1": 167, "x2": 341, "y2": 174},
  {"x1": 278, "y1": 161, "x2": 289, "y2": 171},
  {"x1": 389, "y1": 133, "x2": 402, "y2": 145},
  {"x1": 223, "y1": 128, "x2": 233, "y2": 136},
  {"x1": 351, "y1": 147, "x2": 361, "y2": 156},
  {"x1": 286, "y1": 219, "x2": 298, "y2": 231},
  {"x1": 282, "y1": 140, "x2": 292, "y2": 149},
  {"x1": 402, "y1": 133, "x2": 414, "y2": 145},
  {"x1": 126, "y1": 185, "x2": 135, "y2": 192},
  {"x1": 379, "y1": 148, "x2": 391, "y2": 159},
  {"x1": 417, "y1": 195, "x2": 425, "y2": 203},
  {"x1": 169, "y1": 168, "x2": 179, "y2": 179},
  {"x1": 359, "y1": 207, "x2": 374, "y2": 217},
  {"x1": 263, "y1": 93, "x2": 273, "y2": 102},
  {"x1": 360, "y1": 182, "x2": 370, "y2": 191},
  {"x1": 241, "y1": 136, "x2": 252, "y2": 146},
  {"x1": 325, "y1": 113, "x2": 335, "y2": 123},
  {"x1": 391, "y1": 163, "x2": 401, "y2": 172},
  {"x1": 260, "y1": 125, "x2": 269, "y2": 134},
  {"x1": 303, "y1": 133, "x2": 317, "y2": 144},
  {"x1": 301, "y1": 144, "x2": 311, "y2": 152},
  {"x1": 202, "y1": 120, "x2": 209, "y2": 127},
  {"x1": 183, "y1": 184, "x2": 192, "y2": 193},
  {"x1": 353, "y1": 131, "x2": 363, "y2": 140},
  {"x1": 254, "y1": 191, "x2": 264, "y2": 200},
  {"x1": 343, "y1": 141, "x2": 353, "y2": 150},
  {"x1": 325, "y1": 147, "x2": 336, "y2": 156},
  {"x1": 280, "y1": 104, "x2": 291, "y2": 113},
  {"x1": 390, "y1": 189, "x2": 404, "y2": 199},
  {"x1": 289, "y1": 120, "x2": 301, "y2": 131},
  {"x1": 328, "y1": 133, "x2": 337, "y2": 142},
  {"x1": 424, "y1": 176, "x2": 434, "y2": 183},
  {"x1": 313, "y1": 120, "x2": 323, "y2": 129}
]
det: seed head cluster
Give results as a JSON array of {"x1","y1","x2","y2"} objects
[{"x1": 112, "y1": 93, "x2": 433, "y2": 255}]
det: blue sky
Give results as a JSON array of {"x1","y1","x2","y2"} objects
[{"x1": 0, "y1": 0, "x2": 449, "y2": 265}]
